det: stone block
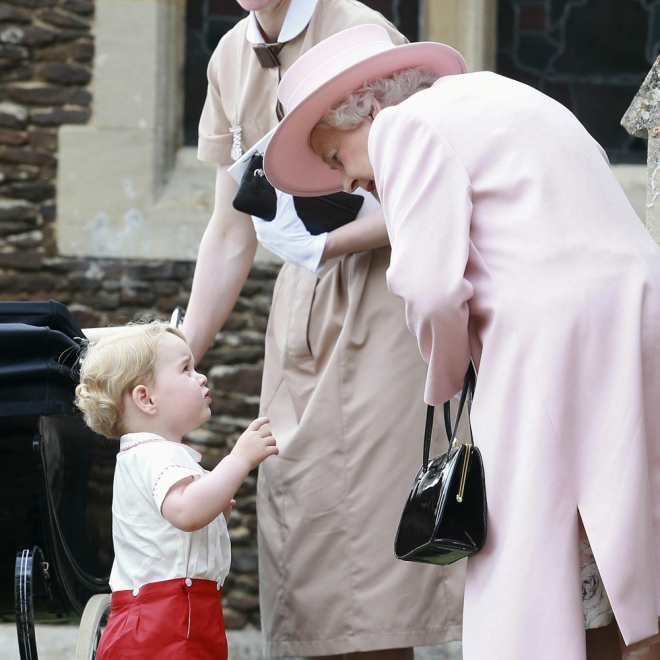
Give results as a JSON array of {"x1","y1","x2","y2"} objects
[
  {"x1": 40, "y1": 200, "x2": 55, "y2": 220},
  {"x1": 0, "y1": 164, "x2": 39, "y2": 183},
  {"x1": 126, "y1": 261, "x2": 177, "y2": 280},
  {"x1": 41, "y1": 255, "x2": 88, "y2": 271},
  {"x1": 69, "y1": 87, "x2": 91, "y2": 105},
  {"x1": 72, "y1": 37, "x2": 92, "y2": 61},
  {"x1": 31, "y1": 106, "x2": 89, "y2": 125},
  {"x1": 1, "y1": 63, "x2": 31, "y2": 81},
  {"x1": 0, "y1": 249, "x2": 42, "y2": 269},
  {"x1": 28, "y1": 129, "x2": 57, "y2": 151},
  {"x1": 0, "y1": 219, "x2": 33, "y2": 234},
  {"x1": 0, "y1": 145, "x2": 56, "y2": 166},
  {"x1": 0, "y1": 43, "x2": 27, "y2": 60},
  {"x1": 3, "y1": 180, "x2": 55, "y2": 200},
  {"x1": 0, "y1": 198, "x2": 36, "y2": 220},
  {"x1": 0, "y1": 101, "x2": 27, "y2": 127},
  {"x1": 61, "y1": 0, "x2": 93, "y2": 15},
  {"x1": 4, "y1": 0, "x2": 56, "y2": 7},
  {"x1": 7, "y1": 82, "x2": 70, "y2": 105},
  {"x1": 0, "y1": 25, "x2": 56, "y2": 46},
  {"x1": 0, "y1": 127, "x2": 27, "y2": 145},
  {"x1": 209, "y1": 396, "x2": 260, "y2": 420},
  {"x1": 119, "y1": 289, "x2": 155, "y2": 305},
  {"x1": 230, "y1": 548, "x2": 258, "y2": 574},
  {"x1": 34, "y1": 43, "x2": 72, "y2": 61},
  {"x1": 5, "y1": 228, "x2": 42, "y2": 247},
  {"x1": 68, "y1": 303, "x2": 102, "y2": 328},
  {"x1": 235, "y1": 574, "x2": 259, "y2": 595},
  {"x1": 222, "y1": 608, "x2": 247, "y2": 630},
  {"x1": 38, "y1": 8, "x2": 90, "y2": 29},
  {"x1": 228, "y1": 526, "x2": 252, "y2": 546},
  {"x1": 39, "y1": 63, "x2": 91, "y2": 85},
  {"x1": 235, "y1": 495, "x2": 256, "y2": 514},
  {"x1": 78, "y1": 291, "x2": 120, "y2": 310},
  {"x1": 0, "y1": 3, "x2": 31, "y2": 21},
  {"x1": 225, "y1": 590, "x2": 260, "y2": 612},
  {"x1": 209, "y1": 364, "x2": 263, "y2": 396},
  {"x1": 152, "y1": 279, "x2": 178, "y2": 295}
]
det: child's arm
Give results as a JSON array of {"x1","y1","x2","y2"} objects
[{"x1": 161, "y1": 417, "x2": 277, "y2": 532}]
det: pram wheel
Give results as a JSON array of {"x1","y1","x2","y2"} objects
[{"x1": 75, "y1": 593, "x2": 111, "y2": 660}]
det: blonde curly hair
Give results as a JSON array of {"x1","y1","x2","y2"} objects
[{"x1": 75, "y1": 322, "x2": 186, "y2": 439}]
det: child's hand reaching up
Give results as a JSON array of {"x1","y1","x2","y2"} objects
[
  {"x1": 230, "y1": 417, "x2": 279, "y2": 470},
  {"x1": 162, "y1": 417, "x2": 277, "y2": 532}
]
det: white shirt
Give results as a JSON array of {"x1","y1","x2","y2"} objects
[
  {"x1": 108, "y1": 432, "x2": 231, "y2": 592},
  {"x1": 246, "y1": 0, "x2": 320, "y2": 44}
]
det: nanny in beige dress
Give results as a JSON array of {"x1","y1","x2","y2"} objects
[{"x1": 186, "y1": 1, "x2": 465, "y2": 657}]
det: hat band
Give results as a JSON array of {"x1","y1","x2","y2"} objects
[{"x1": 286, "y1": 40, "x2": 395, "y2": 111}]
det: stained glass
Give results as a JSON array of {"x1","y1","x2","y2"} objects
[{"x1": 497, "y1": 0, "x2": 658, "y2": 162}]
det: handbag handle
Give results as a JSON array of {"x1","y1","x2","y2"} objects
[{"x1": 422, "y1": 362, "x2": 476, "y2": 472}]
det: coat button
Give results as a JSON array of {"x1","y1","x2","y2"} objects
[
  {"x1": 132, "y1": 588, "x2": 139, "y2": 596},
  {"x1": 185, "y1": 578, "x2": 193, "y2": 587}
]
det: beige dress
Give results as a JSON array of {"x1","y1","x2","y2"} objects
[{"x1": 198, "y1": 1, "x2": 465, "y2": 656}]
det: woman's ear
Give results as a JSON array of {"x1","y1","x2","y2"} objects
[
  {"x1": 371, "y1": 100, "x2": 383, "y2": 118},
  {"x1": 131, "y1": 384, "x2": 158, "y2": 416}
]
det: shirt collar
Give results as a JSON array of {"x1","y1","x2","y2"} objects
[
  {"x1": 246, "y1": 0, "x2": 319, "y2": 44},
  {"x1": 120, "y1": 432, "x2": 202, "y2": 462}
]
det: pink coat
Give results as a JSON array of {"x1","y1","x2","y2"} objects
[{"x1": 370, "y1": 72, "x2": 660, "y2": 660}]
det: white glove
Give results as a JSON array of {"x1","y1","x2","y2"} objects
[{"x1": 252, "y1": 190, "x2": 327, "y2": 274}]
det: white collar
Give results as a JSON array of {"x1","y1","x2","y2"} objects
[
  {"x1": 246, "y1": 0, "x2": 319, "y2": 44},
  {"x1": 120, "y1": 432, "x2": 202, "y2": 462}
]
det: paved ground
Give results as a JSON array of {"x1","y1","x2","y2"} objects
[{"x1": 0, "y1": 624, "x2": 462, "y2": 660}]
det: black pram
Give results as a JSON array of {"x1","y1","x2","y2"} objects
[{"x1": 0, "y1": 300, "x2": 115, "y2": 660}]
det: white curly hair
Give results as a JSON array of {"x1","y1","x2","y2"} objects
[{"x1": 315, "y1": 66, "x2": 439, "y2": 132}]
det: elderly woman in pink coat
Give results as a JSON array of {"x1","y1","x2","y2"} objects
[{"x1": 263, "y1": 23, "x2": 660, "y2": 660}]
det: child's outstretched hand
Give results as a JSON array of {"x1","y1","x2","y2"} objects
[{"x1": 231, "y1": 417, "x2": 278, "y2": 470}]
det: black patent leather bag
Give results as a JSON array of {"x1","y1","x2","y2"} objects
[
  {"x1": 394, "y1": 363, "x2": 487, "y2": 565},
  {"x1": 232, "y1": 153, "x2": 278, "y2": 220}
]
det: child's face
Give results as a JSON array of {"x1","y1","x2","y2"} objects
[{"x1": 150, "y1": 333, "x2": 212, "y2": 437}]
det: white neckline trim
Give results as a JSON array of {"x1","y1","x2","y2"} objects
[
  {"x1": 246, "y1": 0, "x2": 319, "y2": 44},
  {"x1": 120, "y1": 432, "x2": 202, "y2": 462}
]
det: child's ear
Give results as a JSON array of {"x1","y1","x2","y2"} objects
[{"x1": 131, "y1": 384, "x2": 157, "y2": 416}]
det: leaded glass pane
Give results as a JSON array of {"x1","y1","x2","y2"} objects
[{"x1": 497, "y1": 0, "x2": 657, "y2": 163}]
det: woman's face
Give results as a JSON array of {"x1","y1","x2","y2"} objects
[{"x1": 310, "y1": 120, "x2": 377, "y2": 197}]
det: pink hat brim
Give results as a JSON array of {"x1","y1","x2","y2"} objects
[{"x1": 264, "y1": 40, "x2": 466, "y2": 197}]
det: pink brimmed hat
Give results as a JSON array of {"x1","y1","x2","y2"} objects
[{"x1": 263, "y1": 24, "x2": 466, "y2": 196}]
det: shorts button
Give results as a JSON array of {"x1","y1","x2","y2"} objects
[
  {"x1": 185, "y1": 578, "x2": 193, "y2": 587},
  {"x1": 132, "y1": 588, "x2": 139, "y2": 596}
]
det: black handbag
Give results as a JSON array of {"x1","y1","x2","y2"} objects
[
  {"x1": 394, "y1": 363, "x2": 487, "y2": 565},
  {"x1": 232, "y1": 152, "x2": 278, "y2": 220}
]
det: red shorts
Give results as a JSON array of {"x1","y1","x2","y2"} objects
[{"x1": 96, "y1": 578, "x2": 228, "y2": 660}]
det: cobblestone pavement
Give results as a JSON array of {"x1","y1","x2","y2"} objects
[{"x1": 0, "y1": 624, "x2": 462, "y2": 660}]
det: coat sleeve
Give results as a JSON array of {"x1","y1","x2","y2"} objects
[{"x1": 369, "y1": 107, "x2": 473, "y2": 405}]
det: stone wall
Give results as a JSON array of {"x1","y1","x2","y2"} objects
[{"x1": 0, "y1": 0, "x2": 92, "y2": 250}]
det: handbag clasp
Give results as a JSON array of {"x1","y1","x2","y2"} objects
[{"x1": 456, "y1": 443, "x2": 472, "y2": 503}]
